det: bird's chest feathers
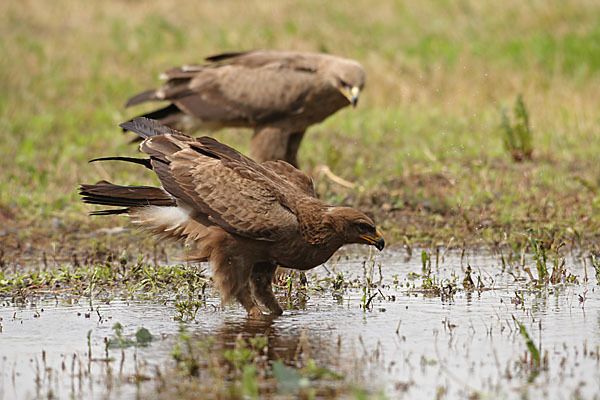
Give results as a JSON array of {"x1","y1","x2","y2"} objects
[
  {"x1": 300, "y1": 88, "x2": 347, "y2": 120},
  {"x1": 275, "y1": 240, "x2": 341, "y2": 270}
]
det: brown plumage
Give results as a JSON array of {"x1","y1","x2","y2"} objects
[
  {"x1": 124, "y1": 50, "x2": 366, "y2": 167},
  {"x1": 80, "y1": 118, "x2": 384, "y2": 317}
]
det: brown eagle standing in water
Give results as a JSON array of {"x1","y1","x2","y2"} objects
[
  {"x1": 124, "y1": 50, "x2": 365, "y2": 167},
  {"x1": 80, "y1": 118, "x2": 384, "y2": 317}
]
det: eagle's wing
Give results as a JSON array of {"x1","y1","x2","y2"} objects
[
  {"x1": 126, "y1": 51, "x2": 322, "y2": 125},
  {"x1": 205, "y1": 50, "x2": 318, "y2": 72},
  {"x1": 130, "y1": 119, "x2": 299, "y2": 241},
  {"x1": 261, "y1": 160, "x2": 316, "y2": 198},
  {"x1": 176, "y1": 66, "x2": 317, "y2": 124}
]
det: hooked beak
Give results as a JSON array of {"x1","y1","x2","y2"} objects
[
  {"x1": 360, "y1": 230, "x2": 385, "y2": 251},
  {"x1": 340, "y1": 86, "x2": 360, "y2": 107}
]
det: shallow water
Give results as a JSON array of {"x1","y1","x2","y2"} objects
[{"x1": 1, "y1": 249, "x2": 599, "y2": 399}]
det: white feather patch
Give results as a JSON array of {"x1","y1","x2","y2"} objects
[
  {"x1": 134, "y1": 205, "x2": 191, "y2": 232},
  {"x1": 182, "y1": 65, "x2": 202, "y2": 72}
]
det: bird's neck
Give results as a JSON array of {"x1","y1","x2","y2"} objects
[{"x1": 296, "y1": 199, "x2": 345, "y2": 248}]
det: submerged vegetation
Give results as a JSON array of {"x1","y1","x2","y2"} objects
[
  {"x1": 0, "y1": 257, "x2": 209, "y2": 299},
  {"x1": 1, "y1": 249, "x2": 596, "y2": 399}
]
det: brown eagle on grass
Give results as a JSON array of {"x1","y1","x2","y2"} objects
[
  {"x1": 80, "y1": 118, "x2": 384, "y2": 317},
  {"x1": 124, "y1": 50, "x2": 365, "y2": 167}
]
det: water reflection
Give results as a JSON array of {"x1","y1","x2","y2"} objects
[{"x1": 194, "y1": 312, "x2": 344, "y2": 372}]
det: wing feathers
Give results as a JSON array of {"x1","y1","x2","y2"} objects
[
  {"x1": 262, "y1": 160, "x2": 316, "y2": 197},
  {"x1": 90, "y1": 209, "x2": 130, "y2": 216},
  {"x1": 89, "y1": 156, "x2": 152, "y2": 169},
  {"x1": 125, "y1": 89, "x2": 157, "y2": 107},
  {"x1": 161, "y1": 65, "x2": 204, "y2": 79},
  {"x1": 205, "y1": 51, "x2": 248, "y2": 63},
  {"x1": 84, "y1": 118, "x2": 309, "y2": 242},
  {"x1": 134, "y1": 130, "x2": 300, "y2": 241},
  {"x1": 121, "y1": 116, "x2": 187, "y2": 139}
]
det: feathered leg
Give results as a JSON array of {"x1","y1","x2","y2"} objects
[
  {"x1": 250, "y1": 262, "x2": 283, "y2": 315},
  {"x1": 249, "y1": 127, "x2": 289, "y2": 164},
  {"x1": 235, "y1": 284, "x2": 263, "y2": 318},
  {"x1": 283, "y1": 131, "x2": 305, "y2": 168},
  {"x1": 211, "y1": 249, "x2": 262, "y2": 317}
]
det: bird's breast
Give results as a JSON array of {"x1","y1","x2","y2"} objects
[{"x1": 271, "y1": 240, "x2": 341, "y2": 271}]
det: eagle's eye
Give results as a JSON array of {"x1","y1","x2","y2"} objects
[
  {"x1": 357, "y1": 222, "x2": 372, "y2": 234},
  {"x1": 338, "y1": 78, "x2": 349, "y2": 88}
]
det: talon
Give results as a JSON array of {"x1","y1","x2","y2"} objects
[
  {"x1": 247, "y1": 307, "x2": 263, "y2": 318},
  {"x1": 271, "y1": 304, "x2": 283, "y2": 316}
]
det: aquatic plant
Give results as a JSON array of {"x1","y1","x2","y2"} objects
[
  {"x1": 107, "y1": 323, "x2": 153, "y2": 349},
  {"x1": 0, "y1": 261, "x2": 209, "y2": 300},
  {"x1": 525, "y1": 229, "x2": 576, "y2": 285},
  {"x1": 517, "y1": 322, "x2": 541, "y2": 365},
  {"x1": 590, "y1": 253, "x2": 600, "y2": 284},
  {"x1": 528, "y1": 231, "x2": 549, "y2": 283},
  {"x1": 514, "y1": 318, "x2": 548, "y2": 382}
]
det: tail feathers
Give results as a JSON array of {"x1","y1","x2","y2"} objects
[
  {"x1": 130, "y1": 206, "x2": 217, "y2": 258},
  {"x1": 125, "y1": 89, "x2": 158, "y2": 107},
  {"x1": 79, "y1": 181, "x2": 176, "y2": 215}
]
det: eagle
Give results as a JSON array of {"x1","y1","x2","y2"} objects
[
  {"x1": 124, "y1": 50, "x2": 366, "y2": 167},
  {"x1": 80, "y1": 118, "x2": 384, "y2": 317}
]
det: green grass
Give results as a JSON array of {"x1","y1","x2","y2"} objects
[{"x1": 1, "y1": 0, "x2": 600, "y2": 255}]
